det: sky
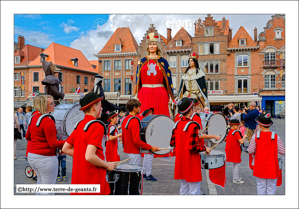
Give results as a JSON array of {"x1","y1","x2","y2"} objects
[{"x1": 14, "y1": 14, "x2": 275, "y2": 60}]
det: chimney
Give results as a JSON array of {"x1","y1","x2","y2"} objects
[
  {"x1": 229, "y1": 28, "x2": 232, "y2": 42},
  {"x1": 254, "y1": 27, "x2": 257, "y2": 42},
  {"x1": 18, "y1": 35, "x2": 25, "y2": 50},
  {"x1": 167, "y1": 28, "x2": 172, "y2": 44},
  {"x1": 39, "y1": 47, "x2": 44, "y2": 53},
  {"x1": 222, "y1": 17, "x2": 226, "y2": 29}
]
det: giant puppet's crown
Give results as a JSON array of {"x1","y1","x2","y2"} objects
[
  {"x1": 146, "y1": 32, "x2": 161, "y2": 44},
  {"x1": 189, "y1": 52, "x2": 198, "y2": 60}
]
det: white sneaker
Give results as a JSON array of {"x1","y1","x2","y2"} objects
[
  {"x1": 237, "y1": 177, "x2": 243, "y2": 180},
  {"x1": 233, "y1": 178, "x2": 244, "y2": 184}
]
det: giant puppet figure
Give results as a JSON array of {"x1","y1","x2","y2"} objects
[
  {"x1": 92, "y1": 74, "x2": 124, "y2": 124},
  {"x1": 41, "y1": 61, "x2": 64, "y2": 106},
  {"x1": 178, "y1": 52, "x2": 210, "y2": 110},
  {"x1": 134, "y1": 32, "x2": 174, "y2": 117}
]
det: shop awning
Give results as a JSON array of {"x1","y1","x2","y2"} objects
[{"x1": 208, "y1": 95, "x2": 262, "y2": 105}]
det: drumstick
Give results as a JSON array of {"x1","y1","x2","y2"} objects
[
  {"x1": 115, "y1": 157, "x2": 131, "y2": 165},
  {"x1": 159, "y1": 147, "x2": 172, "y2": 150},
  {"x1": 203, "y1": 127, "x2": 229, "y2": 155},
  {"x1": 201, "y1": 125, "x2": 210, "y2": 134}
]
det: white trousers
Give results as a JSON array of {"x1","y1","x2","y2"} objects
[
  {"x1": 142, "y1": 153, "x2": 154, "y2": 176},
  {"x1": 256, "y1": 177, "x2": 277, "y2": 195},
  {"x1": 28, "y1": 153, "x2": 58, "y2": 195},
  {"x1": 126, "y1": 153, "x2": 141, "y2": 166},
  {"x1": 180, "y1": 179, "x2": 201, "y2": 195},
  {"x1": 232, "y1": 162, "x2": 241, "y2": 179}
]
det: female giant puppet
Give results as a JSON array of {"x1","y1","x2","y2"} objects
[
  {"x1": 178, "y1": 52, "x2": 210, "y2": 110},
  {"x1": 134, "y1": 32, "x2": 174, "y2": 116}
]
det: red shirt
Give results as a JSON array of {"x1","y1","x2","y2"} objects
[
  {"x1": 106, "y1": 124, "x2": 120, "y2": 162},
  {"x1": 67, "y1": 115, "x2": 110, "y2": 195},
  {"x1": 252, "y1": 132, "x2": 280, "y2": 179},
  {"x1": 121, "y1": 115, "x2": 151, "y2": 154},
  {"x1": 171, "y1": 117, "x2": 206, "y2": 182},
  {"x1": 190, "y1": 112, "x2": 203, "y2": 130},
  {"x1": 174, "y1": 113, "x2": 182, "y2": 123},
  {"x1": 225, "y1": 129, "x2": 242, "y2": 163},
  {"x1": 26, "y1": 112, "x2": 65, "y2": 156}
]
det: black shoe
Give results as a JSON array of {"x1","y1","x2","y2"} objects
[
  {"x1": 146, "y1": 175, "x2": 157, "y2": 181},
  {"x1": 32, "y1": 175, "x2": 37, "y2": 181},
  {"x1": 143, "y1": 174, "x2": 146, "y2": 178}
]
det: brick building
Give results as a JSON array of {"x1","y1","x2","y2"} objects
[{"x1": 95, "y1": 27, "x2": 139, "y2": 95}]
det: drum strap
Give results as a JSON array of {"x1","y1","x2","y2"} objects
[
  {"x1": 125, "y1": 116, "x2": 141, "y2": 129},
  {"x1": 232, "y1": 130, "x2": 242, "y2": 137},
  {"x1": 28, "y1": 114, "x2": 37, "y2": 126},
  {"x1": 173, "y1": 120, "x2": 181, "y2": 129},
  {"x1": 36, "y1": 114, "x2": 55, "y2": 127},
  {"x1": 190, "y1": 112, "x2": 198, "y2": 120},
  {"x1": 74, "y1": 120, "x2": 83, "y2": 130},
  {"x1": 271, "y1": 132, "x2": 276, "y2": 140},
  {"x1": 84, "y1": 120, "x2": 107, "y2": 135},
  {"x1": 256, "y1": 131, "x2": 261, "y2": 139},
  {"x1": 183, "y1": 121, "x2": 201, "y2": 132}
]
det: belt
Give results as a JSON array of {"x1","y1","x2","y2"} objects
[{"x1": 142, "y1": 84, "x2": 164, "y2": 88}]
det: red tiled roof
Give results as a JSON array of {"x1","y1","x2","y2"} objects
[
  {"x1": 229, "y1": 26, "x2": 256, "y2": 48},
  {"x1": 98, "y1": 27, "x2": 138, "y2": 54},
  {"x1": 14, "y1": 44, "x2": 41, "y2": 66},
  {"x1": 216, "y1": 20, "x2": 230, "y2": 35},
  {"x1": 160, "y1": 34, "x2": 168, "y2": 46},
  {"x1": 28, "y1": 42, "x2": 97, "y2": 74},
  {"x1": 89, "y1": 60, "x2": 98, "y2": 72},
  {"x1": 165, "y1": 27, "x2": 192, "y2": 50}
]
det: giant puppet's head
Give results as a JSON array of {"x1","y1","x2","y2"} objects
[
  {"x1": 94, "y1": 74, "x2": 103, "y2": 86},
  {"x1": 146, "y1": 32, "x2": 162, "y2": 56},
  {"x1": 42, "y1": 61, "x2": 61, "y2": 75}
]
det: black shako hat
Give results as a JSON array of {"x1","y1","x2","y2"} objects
[
  {"x1": 229, "y1": 119, "x2": 240, "y2": 125},
  {"x1": 107, "y1": 111, "x2": 118, "y2": 121},
  {"x1": 178, "y1": 97, "x2": 193, "y2": 114},
  {"x1": 79, "y1": 92, "x2": 103, "y2": 111},
  {"x1": 256, "y1": 113, "x2": 273, "y2": 126},
  {"x1": 142, "y1": 109, "x2": 153, "y2": 117}
]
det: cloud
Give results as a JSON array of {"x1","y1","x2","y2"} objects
[
  {"x1": 60, "y1": 19, "x2": 80, "y2": 34},
  {"x1": 14, "y1": 26, "x2": 53, "y2": 48},
  {"x1": 70, "y1": 14, "x2": 273, "y2": 60}
]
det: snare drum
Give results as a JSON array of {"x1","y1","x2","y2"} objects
[
  {"x1": 51, "y1": 103, "x2": 85, "y2": 139},
  {"x1": 106, "y1": 164, "x2": 142, "y2": 195},
  {"x1": 140, "y1": 115, "x2": 175, "y2": 155},
  {"x1": 199, "y1": 112, "x2": 228, "y2": 144},
  {"x1": 200, "y1": 150, "x2": 225, "y2": 169}
]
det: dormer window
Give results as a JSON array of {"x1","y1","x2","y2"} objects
[
  {"x1": 15, "y1": 56, "x2": 20, "y2": 64},
  {"x1": 205, "y1": 28, "x2": 213, "y2": 36},
  {"x1": 176, "y1": 40, "x2": 182, "y2": 47},
  {"x1": 40, "y1": 53, "x2": 49, "y2": 63},
  {"x1": 71, "y1": 58, "x2": 78, "y2": 67},
  {"x1": 239, "y1": 39, "x2": 246, "y2": 46},
  {"x1": 275, "y1": 30, "x2": 281, "y2": 39},
  {"x1": 115, "y1": 45, "x2": 121, "y2": 52}
]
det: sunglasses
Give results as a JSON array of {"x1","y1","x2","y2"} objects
[{"x1": 48, "y1": 102, "x2": 55, "y2": 106}]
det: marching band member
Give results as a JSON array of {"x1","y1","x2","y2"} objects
[
  {"x1": 224, "y1": 119, "x2": 247, "y2": 184},
  {"x1": 248, "y1": 113, "x2": 285, "y2": 195},
  {"x1": 121, "y1": 99, "x2": 160, "y2": 166},
  {"x1": 170, "y1": 97, "x2": 220, "y2": 195},
  {"x1": 26, "y1": 94, "x2": 66, "y2": 194},
  {"x1": 62, "y1": 92, "x2": 116, "y2": 195},
  {"x1": 190, "y1": 98, "x2": 203, "y2": 129},
  {"x1": 106, "y1": 111, "x2": 122, "y2": 162}
]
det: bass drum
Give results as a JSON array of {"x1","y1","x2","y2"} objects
[
  {"x1": 140, "y1": 115, "x2": 175, "y2": 155},
  {"x1": 199, "y1": 112, "x2": 228, "y2": 144},
  {"x1": 51, "y1": 103, "x2": 85, "y2": 139}
]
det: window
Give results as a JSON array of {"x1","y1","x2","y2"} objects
[
  {"x1": 204, "y1": 61, "x2": 220, "y2": 74},
  {"x1": 275, "y1": 30, "x2": 282, "y2": 39},
  {"x1": 14, "y1": 87, "x2": 20, "y2": 97},
  {"x1": 32, "y1": 86, "x2": 39, "y2": 94},
  {"x1": 205, "y1": 28, "x2": 213, "y2": 36},
  {"x1": 15, "y1": 56, "x2": 20, "y2": 64},
  {"x1": 125, "y1": 59, "x2": 132, "y2": 70},
  {"x1": 115, "y1": 45, "x2": 121, "y2": 52},
  {"x1": 239, "y1": 39, "x2": 246, "y2": 46},
  {"x1": 33, "y1": 72, "x2": 39, "y2": 82},
  {"x1": 125, "y1": 78, "x2": 132, "y2": 95},
  {"x1": 40, "y1": 56, "x2": 45, "y2": 63},
  {"x1": 237, "y1": 79, "x2": 248, "y2": 93},
  {"x1": 14, "y1": 73, "x2": 21, "y2": 81},
  {"x1": 265, "y1": 75, "x2": 276, "y2": 89},
  {"x1": 176, "y1": 40, "x2": 182, "y2": 47},
  {"x1": 91, "y1": 77, "x2": 95, "y2": 82},
  {"x1": 169, "y1": 56, "x2": 176, "y2": 67},
  {"x1": 58, "y1": 72, "x2": 63, "y2": 82},
  {"x1": 104, "y1": 79, "x2": 110, "y2": 92},
  {"x1": 237, "y1": 55, "x2": 248, "y2": 67},
  {"x1": 104, "y1": 60, "x2": 111, "y2": 71},
  {"x1": 265, "y1": 53, "x2": 275, "y2": 60},
  {"x1": 84, "y1": 89, "x2": 89, "y2": 92},
  {"x1": 59, "y1": 85, "x2": 63, "y2": 93},
  {"x1": 74, "y1": 60, "x2": 78, "y2": 67},
  {"x1": 76, "y1": 75, "x2": 80, "y2": 84},
  {"x1": 282, "y1": 74, "x2": 285, "y2": 88},
  {"x1": 181, "y1": 55, "x2": 189, "y2": 67},
  {"x1": 200, "y1": 43, "x2": 219, "y2": 55},
  {"x1": 114, "y1": 60, "x2": 121, "y2": 70},
  {"x1": 84, "y1": 76, "x2": 88, "y2": 85},
  {"x1": 206, "y1": 81, "x2": 220, "y2": 91},
  {"x1": 20, "y1": 89, "x2": 25, "y2": 97},
  {"x1": 172, "y1": 75, "x2": 177, "y2": 90},
  {"x1": 114, "y1": 78, "x2": 121, "y2": 94}
]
